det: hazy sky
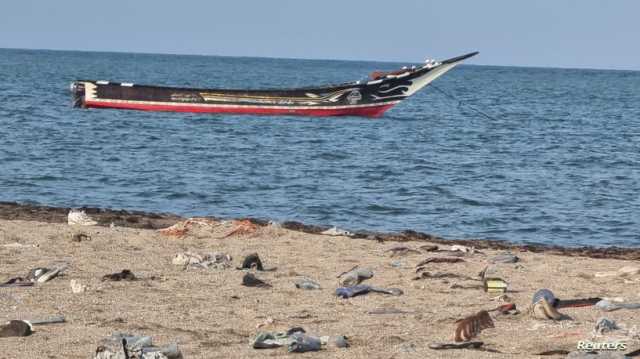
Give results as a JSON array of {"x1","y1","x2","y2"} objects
[{"x1": 1, "y1": 0, "x2": 638, "y2": 70}]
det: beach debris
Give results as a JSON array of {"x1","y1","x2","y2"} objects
[
  {"x1": 390, "y1": 260, "x2": 402, "y2": 268},
  {"x1": 595, "y1": 299, "x2": 640, "y2": 312},
  {"x1": 386, "y1": 246, "x2": 421, "y2": 257},
  {"x1": 225, "y1": 219, "x2": 259, "y2": 237},
  {"x1": 70, "y1": 279, "x2": 87, "y2": 293},
  {"x1": 536, "y1": 350, "x2": 571, "y2": 356},
  {"x1": 255, "y1": 317, "x2": 275, "y2": 329},
  {"x1": 335, "y1": 285, "x2": 403, "y2": 299},
  {"x1": 237, "y1": 253, "x2": 265, "y2": 271},
  {"x1": 172, "y1": 252, "x2": 232, "y2": 269},
  {"x1": 483, "y1": 277, "x2": 508, "y2": 294},
  {"x1": 339, "y1": 267, "x2": 373, "y2": 287},
  {"x1": 419, "y1": 244, "x2": 439, "y2": 252},
  {"x1": 1, "y1": 242, "x2": 38, "y2": 248},
  {"x1": 0, "y1": 320, "x2": 33, "y2": 337},
  {"x1": 6, "y1": 264, "x2": 70, "y2": 285},
  {"x1": 252, "y1": 331, "x2": 293, "y2": 349},
  {"x1": 454, "y1": 310, "x2": 494, "y2": 342},
  {"x1": 412, "y1": 271, "x2": 475, "y2": 281},
  {"x1": 594, "y1": 266, "x2": 640, "y2": 278},
  {"x1": 158, "y1": 217, "x2": 219, "y2": 237},
  {"x1": 532, "y1": 289, "x2": 564, "y2": 320},
  {"x1": 93, "y1": 332, "x2": 182, "y2": 359},
  {"x1": 489, "y1": 253, "x2": 519, "y2": 264},
  {"x1": 594, "y1": 317, "x2": 620, "y2": 335},
  {"x1": 102, "y1": 270, "x2": 137, "y2": 282},
  {"x1": 294, "y1": 278, "x2": 321, "y2": 290},
  {"x1": 68, "y1": 209, "x2": 98, "y2": 226},
  {"x1": 71, "y1": 232, "x2": 91, "y2": 242},
  {"x1": 450, "y1": 245, "x2": 475, "y2": 254},
  {"x1": 489, "y1": 303, "x2": 519, "y2": 315},
  {"x1": 320, "y1": 226, "x2": 353, "y2": 237},
  {"x1": 429, "y1": 341, "x2": 484, "y2": 350},
  {"x1": 242, "y1": 273, "x2": 271, "y2": 288},
  {"x1": 320, "y1": 335, "x2": 349, "y2": 348},
  {"x1": 27, "y1": 316, "x2": 66, "y2": 326},
  {"x1": 289, "y1": 332, "x2": 322, "y2": 353},
  {"x1": 416, "y1": 257, "x2": 465, "y2": 268},
  {"x1": 491, "y1": 293, "x2": 513, "y2": 302}
]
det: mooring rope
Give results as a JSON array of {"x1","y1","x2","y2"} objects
[{"x1": 431, "y1": 85, "x2": 499, "y2": 121}]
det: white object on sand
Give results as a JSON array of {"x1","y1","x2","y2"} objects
[
  {"x1": 68, "y1": 210, "x2": 98, "y2": 226},
  {"x1": 321, "y1": 227, "x2": 353, "y2": 237},
  {"x1": 70, "y1": 279, "x2": 86, "y2": 293}
]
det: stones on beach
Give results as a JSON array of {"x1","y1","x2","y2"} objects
[
  {"x1": 338, "y1": 267, "x2": 373, "y2": 287},
  {"x1": 70, "y1": 279, "x2": 87, "y2": 293},
  {"x1": 0, "y1": 320, "x2": 32, "y2": 337},
  {"x1": 294, "y1": 278, "x2": 321, "y2": 290},
  {"x1": 102, "y1": 270, "x2": 137, "y2": 282},
  {"x1": 172, "y1": 252, "x2": 232, "y2": 269},
  {"x1": 242, "y1": 273, "x2": 271, "y2": 288},
  {"x1": 68, "y1": 209, "x2": 98, "y2": 226}
]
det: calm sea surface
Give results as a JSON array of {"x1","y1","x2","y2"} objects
[{"x1": 1, "y1": 48, "x2": 639, "y2": 247}]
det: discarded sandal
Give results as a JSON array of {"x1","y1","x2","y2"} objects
[
  {"x1": 454, "y1": 310, "x2": 494, "y2": 342},
  {"x1": 242, "y1": 273, "x2": 271, "y2": 288}
]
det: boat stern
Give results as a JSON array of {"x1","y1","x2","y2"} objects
[{"x1": 70, "y1": 81, "x2": 86, "y2": 108}]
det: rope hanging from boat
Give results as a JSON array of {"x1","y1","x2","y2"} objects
[{"x1": 430, "y1": 85, "x2": 499, "y2": 121}]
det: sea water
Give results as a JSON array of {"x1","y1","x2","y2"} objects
[{"x1": 0, "y1": 48, "x2": 639, "y2": 247}]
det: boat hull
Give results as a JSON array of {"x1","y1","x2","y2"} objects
[{"x1": 72, "y1": 52, "x2": 478, "y2": 118}]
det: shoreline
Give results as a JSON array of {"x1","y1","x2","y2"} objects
[{"x1": 1, "y1": 201, "x2": 638, "y2": 260}]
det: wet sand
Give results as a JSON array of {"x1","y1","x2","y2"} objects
[{"x1": 1, "y1": 203, "x2": 640, "y2": 358}]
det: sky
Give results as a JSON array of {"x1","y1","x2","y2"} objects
[{"x1": 1, "y1": 0, "x2": 639, "y2": 70}]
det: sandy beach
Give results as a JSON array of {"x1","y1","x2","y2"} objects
[{"x1": 1, "y1": 204, "x2": 640, "y2": 358}]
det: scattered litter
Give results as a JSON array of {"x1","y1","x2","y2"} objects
[
  {"x1": 320, "y1": 226, "x2": 353, "y2": 237},
  {"x1": 255, "y1": 317, "x2": 275, "y2": 329},
  {"x1": 27, "y1": 316, "x2": 66, "y2": 326},
  {"x1": 242, "y1": 273, "x2": 271, "y2": 288},
  {"x1": 0, "y1": 279, "x2": 34, "y2": 288},
  {"x1": 237, "y1": 253, "x2": 276, "y2": 271},
  {"x1": 416, "y1": 257, "x2": 465, "y2": 267},
  {"x1": 94, "y1": 332, "x2": 182, "y2": 359},
  {"x1": 71, "y1": 232, "x2": 91, "y2": 242},
  {"x1": 390, "y1": 260, "x2": 402, "y2": 268},
  {"x1": 320, "y1": 335, "x2": 349, "y2": 348},
  {"x1": 483, "y1": 277, "x2": 508, "y2": 294},
  {"x1": 339, "y1": 267, "x2": 373, "y2": 287},
  {"x1": 3, "y1": 265, "x2": 70, "y2": 286},
  {"x1": 412, "y1": 271, "x2": 475, "y2": 281},
  {"x1": 172, "y1": 252, "x2": 232, "y2": 269},
  {"x1": 252, "y1": 331, "x2": 293, "y2": 349},
  {"x1": 489, "y1": 253, "x2": 519, "y2": 264},
  {"x1": 1, "y1": 242, "x2": 38, "y2": 248},
  {"x1": 594, "y1": 317, "x2": 619, "y2": 335},
  {"x1": 531, "y1": 289, "x2": 564, "y2": 320},
  {"x1": 450, "y1": 245, "x2": 475, "y2": 253},
  {"x1": 289, "y1": 332, "x2": 322, "y2": 353},
  {"x1": 0, "y1": 320, "x2": 32, "y2": 337},
  {"x1": 71, "y1": 279, "x2": 87, "y2": 293},
  {"x1": 595, "y1": 300, "x2": 640, "y2": 312},
  {"x1": 491, "y1": 294, "x2": 513, "y2": 302},
  {"x1": 454, "y1": 310, "x2": 494, "y2": 342},
  {"x1": 158, "y1": 217, "x2": 219, "y2": 237},
  {"x1": 429, "y1": 341, "x2": 484, "y2": 350},
  {"x1": 225, "y1": 219, "x2": 259, "y2": 237},
  {"x1": 295, "y1": 278, "x2": 321, "y2": 290},
  {"x1": 419, "y1": 245, "x2": 439, "y2": 252},
  {"x1": 489, "y1": 303, "x2": 519, "y2": 315},
  {"x1": 386, "y1": 246, "x2": 420, "y2": 257},
  {"x1": 536, "y1": 350, "x2": 571, "y2": 356},
  {"x1": 68, "y1": 209, "x2": 98, "y2": 226},
  {"x1": 102, "y1": 270, "x2": 137, "y2": 282},
  {"x1": 335, "y1": 285, "x2": 403, "y2": 298}
]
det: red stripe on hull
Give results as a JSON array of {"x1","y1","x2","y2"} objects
[{"x1": 84, "y1": 101, "x2": 395, "y2": 118}]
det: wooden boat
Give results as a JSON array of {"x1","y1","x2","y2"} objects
[{"x1": 71, "y1": 52, "x2": 477, "y2": 118}]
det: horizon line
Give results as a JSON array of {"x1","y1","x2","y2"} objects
[{"x1": 2, "y1": 46, "x2": 639, "y2": 73}]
